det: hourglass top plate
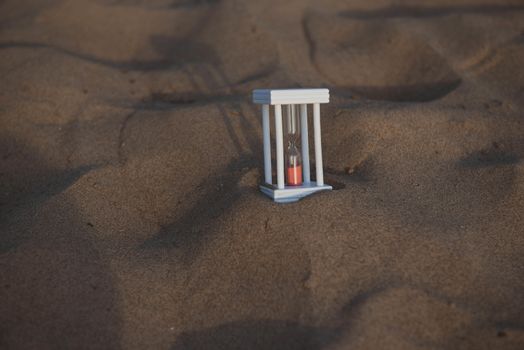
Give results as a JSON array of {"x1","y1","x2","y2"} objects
[{"x1": 252, "y1": 88, "x2": 329, "y2": 105}]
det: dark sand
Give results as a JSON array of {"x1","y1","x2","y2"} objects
[{"x1": 1, "y1": 0, "x2": 524, "y2": 349}]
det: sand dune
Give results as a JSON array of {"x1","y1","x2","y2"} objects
[{"x1": 1, "y1": 0, "x2": 524, "y2": 349}]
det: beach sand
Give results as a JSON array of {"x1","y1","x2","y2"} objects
[{"x1": 1, "y1": 0, "x2": 524, "y2": 349}]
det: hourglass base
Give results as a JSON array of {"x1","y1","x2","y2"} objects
[{"x1": 259, "y1": 182, "x2": 332, "y2": 203}]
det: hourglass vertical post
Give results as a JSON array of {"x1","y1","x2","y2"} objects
[
  {"x1": 313, "y1": 103, "x2": 324, "y2": 186},
  {"x1": 300, "y1": 104, "x2": 310, "y2": 184},
  {"x1": 274, "y1": 104, "x2": 285, "y2": 190},
  {"x1": 262, "y1": 104, "x2": 272, "y2": 185}
]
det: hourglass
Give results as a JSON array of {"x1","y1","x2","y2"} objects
[{"x1": 253, "y1": 88, "x2": 332, "y2": 203}]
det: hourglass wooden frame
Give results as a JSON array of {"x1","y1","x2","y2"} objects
[{"x1": 253, "y1": 88, "x2": 332, "y2": 203}]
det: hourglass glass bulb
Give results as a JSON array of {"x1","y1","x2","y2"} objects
[{"x1": 285, "y1": 105, "x2": 303, "y2": 186}]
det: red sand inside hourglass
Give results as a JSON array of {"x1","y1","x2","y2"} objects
[{"x1": 287, "y1": 165, "x2": 303, "y2": 186}]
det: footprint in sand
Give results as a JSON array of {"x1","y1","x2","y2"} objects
[
  {"x1": 328, "y1": 285, "x2": 524, "y2": 350},
  {"x1": 303, "y1": 12, "x2": 461, "y2": 102}
]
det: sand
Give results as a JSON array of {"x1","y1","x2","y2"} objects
[{"x1": 1, "y1": 0, "x2": 524, "y2": 349}]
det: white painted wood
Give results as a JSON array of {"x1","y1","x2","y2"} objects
[
  {"x1": 274, "y1": 104, "x2": 285, "y2": 189},
  {"x1": 313, "y1": 103, "x2": 324, "y2": 186},
  {"x1": 262, "y1": 104, "x2": 272, "y2": 185},
  {"x1": 300, "y1": 104, "x2": 310, "y2": 184},
  {"x1": 259, "y1": 182, "x2": 332, "y2": 203},
  {"x1": 253, "y1": 89, "x2": 329, "y2": 105}
]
